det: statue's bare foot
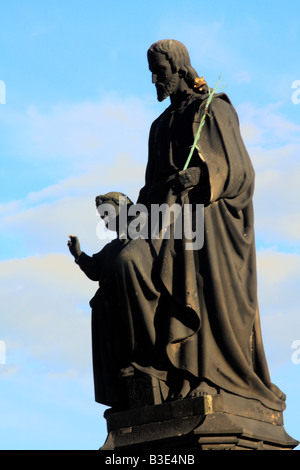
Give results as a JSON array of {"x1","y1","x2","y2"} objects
[
  {"x1": 177, "y1": 379, "x2": 192, "y2": 399},
  {"x1": 167, "y1": 378, "x2": 191, "y2": 401},
  {"x1": 189, "y1": 380, "x2": 217, "y2": 397}
]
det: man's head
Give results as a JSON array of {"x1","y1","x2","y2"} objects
[
  {"x1": 147, "y1": 39, "x2": 199, "y2": 102},
  {"x1": 95, "y1": 192, "x2": 133, "y2": 232}
]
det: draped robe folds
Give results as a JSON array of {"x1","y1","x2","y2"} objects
[{"x1": 134, "y1": 92, "x2": 286, "y2": 412}]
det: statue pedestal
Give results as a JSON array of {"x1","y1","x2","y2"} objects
[{"x1": 100, "y1": 390, "x2": 298, "y2": 451}]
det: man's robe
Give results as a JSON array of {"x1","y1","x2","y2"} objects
[{"x1": 136, "y1": 91, "x2": 286, "y2": 412}]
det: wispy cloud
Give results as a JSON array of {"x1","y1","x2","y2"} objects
[
  {"x1": 0, "y1": 95, "x2": 151, "y2": 257},
  {"x1": 0, "y1": 254, "x2": 95, "y2": 377},
  {"x1": 238, "y1": 101, "x2": 300, "y2": 147},
  {"x1": 3, "y1": 95, "x2": 154, "y2": 166},
  {"x1": 238, "y1": 101, "x2": 300, "y2": 247},
  {"x1": 0, "y1": 153, "x2": 145, "y2": 259},
  {"x1": 257, "y1": 251, "x2": 300, "y2": 368}
]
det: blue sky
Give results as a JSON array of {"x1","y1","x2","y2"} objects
[{"x1": 0, "y1": 0, "x2": 299, "y2": 450}]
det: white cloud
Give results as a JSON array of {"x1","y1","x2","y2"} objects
[
  {"x1": 8, "y1": 94, "x2": 154, "y2": 167},
  {"x1": 238, "y1": 101, "x2": 300, "y2": 147},
  {"x1": 257, "y1": 251, "x2": 300, "y2": 368},
  {"x1": 0, "y1": 152, "x2": 145, "y2": 258},
  {"x1": 0, "y1": 94, "x2": 152, "y2": 257},
  {"x1": 0, "y1": 254, "x2": 96, "y2": 378},
  {"x1": 237, "y1": 102, "x2": 300, "y2": 245}
]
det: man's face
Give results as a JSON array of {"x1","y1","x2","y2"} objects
[{"x1": 148, "y1": 52, "x2": 180, "y2": 102}]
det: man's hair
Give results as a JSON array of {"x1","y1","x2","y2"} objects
[
  {"x1": 147, "y1": 39, "x2": 205, "y2": 91},
  {"x1": 96, "y1": 192, "x2": 133, "y2": 208}
]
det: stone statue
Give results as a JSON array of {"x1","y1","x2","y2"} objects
[{"x1": 68, "y1": 40, "x2": 287, "y2": 415}]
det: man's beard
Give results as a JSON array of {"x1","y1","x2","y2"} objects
[{"x1": 156, "y1": 76, "x2": 178, "y2": 102}]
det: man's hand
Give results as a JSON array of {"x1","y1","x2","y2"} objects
[
  {"x1": 173, "y1": 167, "x2": 201, "y2": 194},
  {"x1": 68, "y1": 235, "x2": 82, "y2": 259}
]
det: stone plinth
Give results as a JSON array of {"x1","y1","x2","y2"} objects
[{"x1": 100, "y1": 390, "x2": 299, "y2": 451}]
